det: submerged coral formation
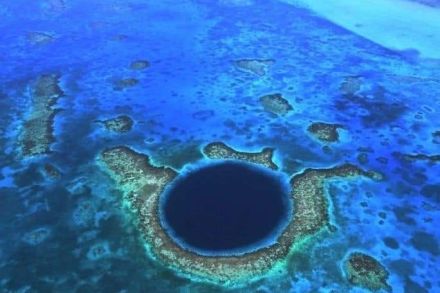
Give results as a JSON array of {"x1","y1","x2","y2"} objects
[
  {"x1": 307, "y1": 122, "x2": 344, "y2": 143},
  {"x1": 130, "y1": 60, "x2": 150, "y2": 70},
  {"x1": 22, "y1": 227, "x2": 51, "y2": 245},
  {"x1": 344, "y1": 252, "x2": 391, "y2": 292},
  {"x1": 26, "y1": 31, "x2": 55, "y2": 45},
  {"x1": 87, "y1": 242, "x2": 111, "y2": 260},
  {"x1": 112, "y1": 78, "x2": 139, "y2": 90},
  {"x1": 260, "y1": 93, "x2": 293, "y2": 116},
  {"x1": 398, "y1": 153, "x2": 440, "y2": 163},
  {"x1": 233, "y1": 59, "x2": 275, "y2": 76},
  {"x1": 98, "y1": 115, "x2": 134, "y2": 133},
  {"x1": 99, "y1": 142, "x2": 379, "y2": 286},
  {"x1": 432, "y1": 130, "x2": 440, "y2": 144},
  {"x1": 42, "y1": 163, "x2": 62, "y2": 179},
  {"x1": 43, "y1": 0, "x2": 66, "y2": 14},
  {"x1": 340, "y1": 76, "x2": 362, "y2": 95},
  {"x1": 72, "y1": 200, "x2": 96, "y2": 227},
  {"x1": 19, "y1": 74, "x2": 64, "y2": 157}
]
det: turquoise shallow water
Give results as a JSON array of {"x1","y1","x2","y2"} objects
[{"x1": 0, "y1": 0, "x2": 439, "y2": 292}]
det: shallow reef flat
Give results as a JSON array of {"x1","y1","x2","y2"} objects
[
  {"x1": 203, "y1": 142, "x2": 278, "y2": 170},
  {"x1": 259, "y1": 93, "x2": 293, "y2": 116},
  {"x1": 290, "y1": 164, "x2": 382, "y2": 237},
  {"x1": 96, "y1": 115, "x2": 134, "y2": 133},
  {"x1": 396, "y1": 152, "x2": 440, "y2": 163},
  {"x1": 98, "y1": 142, "x2": 380, "y2": 286},
  {"x1": 233, "y1": 59, "x2": 275, "y2": 76},
  {"x1": 344, "y1": 251, "x2": 391, "y2": 292},
  {"x1": 18, "y1": 74, "x2": 64, "y2": 157},
  {"x1": 307, "y1": 122, "x2": 344, "y2": 143}
]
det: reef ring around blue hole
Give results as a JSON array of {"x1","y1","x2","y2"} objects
[{"x1": 159, "y1": 160, "x2": 293, "y2": 256}]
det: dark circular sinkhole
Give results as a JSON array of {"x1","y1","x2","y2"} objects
[{"x1": 160, "y1": 161, "x2": 292, "y2": 255}]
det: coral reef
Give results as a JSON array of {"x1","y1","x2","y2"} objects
[
  {"x1": 98, "y1": 143, "x2": 379, "y2": 286},
  {"x1": 98, "y1": 115, "x2": 134, "y2": 133},
  {"x1": 130, "y1": 60, "x2": 150, "y2": 70},
  {"x1": 66, "y1": 176, "x2": 90, "y2": 195},
  {"x1": 87, "y1": 242, "x2": 111, "y2": 260},
  {"x1": 307, "y1": 122, "x2": 344, "y2": 143},
  {"x1": 19, "y1": 74, "x2": 64, "y2": 157},
  {"x1": 72, "y1": 200, "x2": 96, "y2": 227},
  {"x1": 99, "y1": 146, "x2": 177, "y2": 208},
  {"x1": 260, "y1": 93, "x2": 293, "y2": 116},
  {"x1": 344, "y1": 252, "x2": 391, "y2": 292},
  {"x1": 433, "y1": 130, "x2": 440, "y2": 144},
  {"x1": 43, "y1": 0, "x2": 66, "y2": 14},
  {"x1": 113, "y1": 78, "x2": 139, "y2": 91},
  {"x1": 340, "y1": 76, "x2": 362, "y2": 95},
  {"x1": 192, "y1": 110, "x2": 215, "y2": 121},
  {"x1": 26, "y1": 31, "x2": 54, "y2": 45},
  {"x1": 203, "y1": 142, "x2": 277, "y2": 170},
  {"x1": 291, "y1": 164, "x2": 372, "y2": 235},
  {"x1": 233, "y1": 59, "x2": 274, "y2": 76},
  {"x1": 22, "y1": 228, "x2": 51, "y2": 245},
  {"x1": 398, "y1": 153, "x2": 440, "y2": 163},
  {"x1": 42, "y1": 163, "x2": 61, "y2": 179}
]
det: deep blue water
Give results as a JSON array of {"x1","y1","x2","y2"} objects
[
  {"x1": 0, "y1": 0, "x2": 439, "y2": 292},
  {"x1": 161, "y1": 161, "x2": 289, "y2": 254}
]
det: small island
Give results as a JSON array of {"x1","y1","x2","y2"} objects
[{"x1": 19, "y1": 74, "x2": 64, "y2": 157}]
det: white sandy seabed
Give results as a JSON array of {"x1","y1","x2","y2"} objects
[{"x1": 279, "y1": 0, "x2": 440, "y2": 59}]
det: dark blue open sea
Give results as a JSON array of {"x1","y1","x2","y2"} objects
[{"x1": 0, "y1": 0, "x2": 439, "y2": 292}]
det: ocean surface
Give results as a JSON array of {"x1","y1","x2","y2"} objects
[{"x1": 0, "y1": 0, "x2": 439, "y2": 292}]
